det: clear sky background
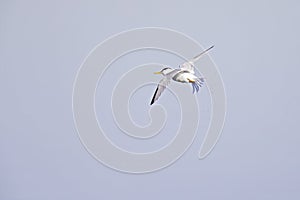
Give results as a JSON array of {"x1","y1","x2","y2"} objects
[{"x1": 1, "y1": 0, "x2": 300, "y2": 199}]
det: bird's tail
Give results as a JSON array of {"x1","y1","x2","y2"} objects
[{"x1": 192, "y1": 78, "x2": 204, "y2": 93}]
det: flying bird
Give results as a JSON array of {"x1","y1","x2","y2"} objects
[{"x1": 150, "y1": 45, "x2": 214, "y2": 105}]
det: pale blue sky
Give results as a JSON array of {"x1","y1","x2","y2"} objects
[{"x1": 1, "y1": 0, "x2": 299, "y2": 199}]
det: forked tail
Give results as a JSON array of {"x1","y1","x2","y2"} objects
[{"x1": 192, "y1": 78, "x2": 204, "y2": 93}]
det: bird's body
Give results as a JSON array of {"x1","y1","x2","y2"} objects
[
  {"x1": 172, "y1": 70, "x2": 199, "y2": 83},
  {"x1": 150, "y1": 46, "x2": 214, "y2": 105}
]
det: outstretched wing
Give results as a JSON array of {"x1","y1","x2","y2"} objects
[
  {"x1": 179, "y1": 45, "x2": 214, "y2": 74},
  {"x1": 150, "y1": 78, "x2": 170, "y2": 105}
]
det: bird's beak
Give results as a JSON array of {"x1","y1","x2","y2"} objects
[{"x1": 154, "y1": 71, "x2": 161, "y2": 74}]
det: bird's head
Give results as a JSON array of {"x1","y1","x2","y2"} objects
[{"x1": 154, "y1": 67, "x2": 173, "y2": 76}]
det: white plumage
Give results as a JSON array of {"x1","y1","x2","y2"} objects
[{"x1": 150, "y1": 45, "x2": 213, "y2": 105}]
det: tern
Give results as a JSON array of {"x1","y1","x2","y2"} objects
[{"x1": 150, "y1": 45, "x2": 214, "y2": 105}]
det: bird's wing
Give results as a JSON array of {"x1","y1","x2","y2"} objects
[
  {"x1": 179, "y1": 45, "x2": 214, "y2": 73},
  {"x1": 150, "y1": 77, "x2": 170, "y2": 105},
  {"x1": 179, "y1": 60, "x2": 195, "y2": 74}
]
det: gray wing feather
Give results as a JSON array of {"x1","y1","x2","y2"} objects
[
  {"x1": 150, "y1": 78, "x2": 170, "y2": 105},
  {"x1": 179, "y1": 45, "x2": 214, "y2": 73}
]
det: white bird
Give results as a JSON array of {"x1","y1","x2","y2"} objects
[{"x1": 150, "y1": 45, "x2": 214, "y2": 105}]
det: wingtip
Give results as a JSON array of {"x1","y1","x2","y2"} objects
[
  {"x1": 208, "y1": 45, "x2": 214, "y2": 50},
  {"x1": 150, "y1": 99, "x2": 154, "y2": 105}
]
